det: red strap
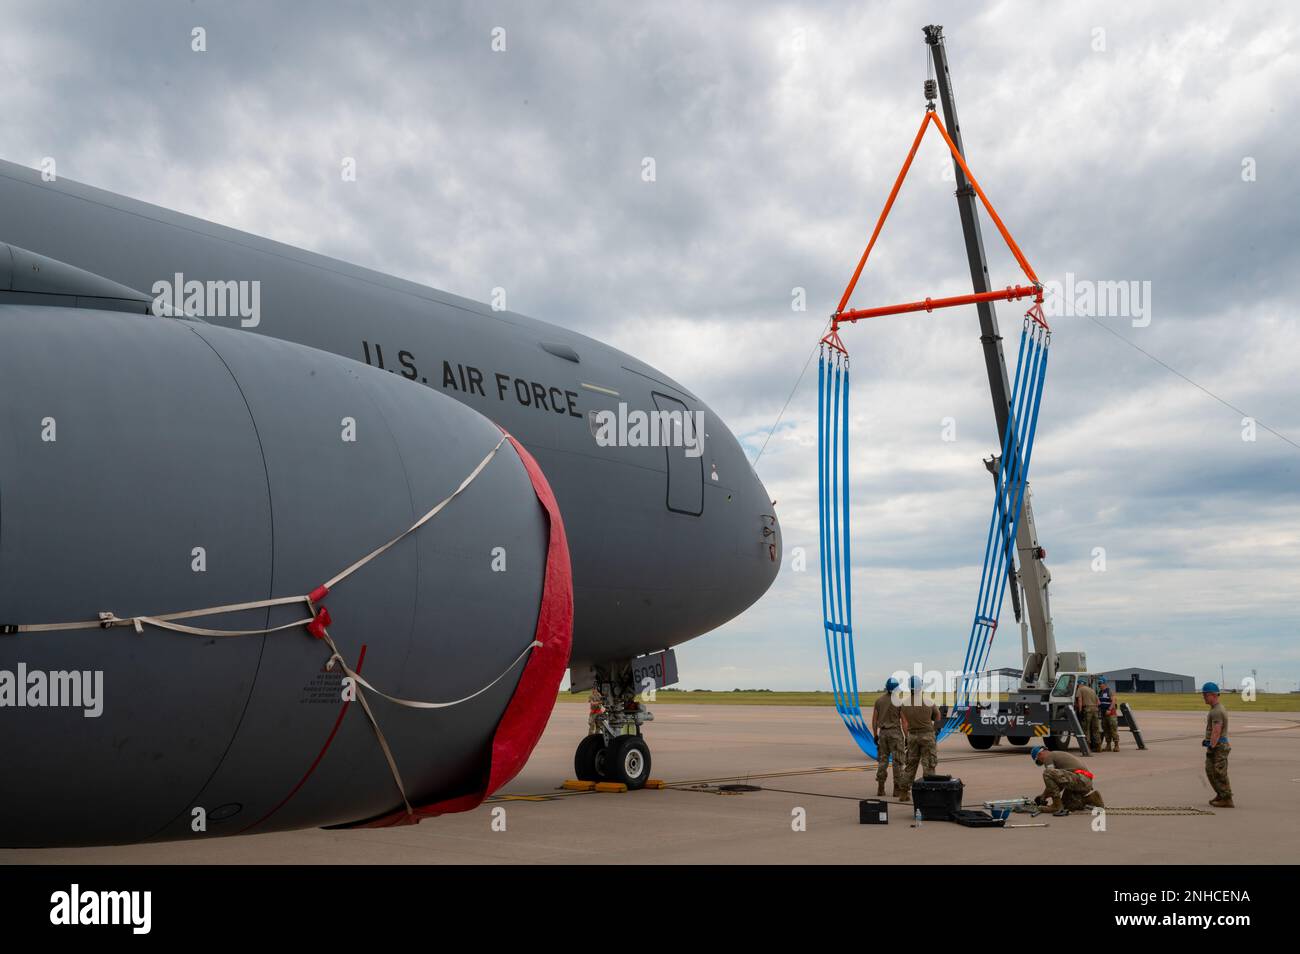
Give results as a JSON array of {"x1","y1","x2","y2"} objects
[
  {"x1": 305, "y1": 605, "x2": 332, "y2": 640},
  {"x1": 1073, "y1": 768, "x2": 1094, "y2": 780},
  {"x1": 353, "y1": 429, "x2": 574, "y2": 828}
]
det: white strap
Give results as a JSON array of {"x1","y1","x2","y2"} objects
[
  {"x1": 322, "y1": 436, "x2": 506, "y2": 591},
  {"x1": 3, "y1": 436, "x2": 508, "y2": 639}
]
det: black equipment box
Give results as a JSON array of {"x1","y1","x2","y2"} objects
[
  {"x1": 858, "y1": 798, "x2": 889, "y2": 825},
  {"x1": 952, "y1": 808, "x2": 1005, "y2": 828},
  {"x1": 911, "y1": 774, "x2": 963, "y2": 821}
]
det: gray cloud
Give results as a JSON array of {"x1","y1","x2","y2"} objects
[{"x1": 3, "y1": 0, "x2": 1297, "y2": 692}]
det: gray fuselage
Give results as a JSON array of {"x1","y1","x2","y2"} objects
[{"x1": 0, "y1": 158, "x2": 780, "y2": 670}]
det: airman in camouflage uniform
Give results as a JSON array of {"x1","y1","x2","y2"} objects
[
  {"x1": 898, "y1": 677, "x2": 940, "y2": 802},
  {"x1": 587, "y1": 685, "x2": 605, "y2": 734},
  {"x1": 1201, "y1": 682, "x2": 1233, "y2": 808},
  {"x1": 1075, "y1": 679, "x2": 1102, "y2": 752},
  {"x1": 871, "y1": 677, "x2": 906, "y2": 797},
  {"x1": 1097, "y1": 676, "x2": 1120, "y2": 751},
  {"x1": 1031, "y1": 746, "x2": 1104, "y2": 816}
]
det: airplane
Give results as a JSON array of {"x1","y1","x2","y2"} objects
[{"x1": 0, "y1": 157, "x2": 781, "y2": 846}]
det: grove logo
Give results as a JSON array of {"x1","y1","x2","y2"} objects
[{"x1": 978, "y1": 709, "x2": 1028, "y2": 727}]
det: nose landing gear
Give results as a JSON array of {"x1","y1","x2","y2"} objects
[{"x1": 572, "y1": 662, "x2": 655, "y2": 789}]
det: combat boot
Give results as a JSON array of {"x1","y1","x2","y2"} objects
[
  {"x1": 877, "y1": 780, "x2": 886, "y2": 797},
  {"x1": 899, "y1": 790, "x2": 911, "y2": 803},
  {"x1": 1085, "y1": 790, "x2": 1105, "y2": 809},
  {"x1": 1047, "y1": 797, "x2": 1068, "y2": 816},
  {"x1": 1210, "y1": 797, "x2": 1235, "y2": 808}
]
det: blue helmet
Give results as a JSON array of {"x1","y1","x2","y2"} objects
[
  {"x1": 909, "y1": 674, "x2": 924, "y2": 690},
  {"x1": 1098, "y1": 675, "x2": 1108, "y2": 683},
  {"x1": 1029, "y1": 746, "x2": 1044, "y2": 761},
  {"x1": 1201, "y1": 682, "x2": 1220, "y2": 694},
  {"x1": 885, "y1": 677, "x2": 899, "y2": 691}
]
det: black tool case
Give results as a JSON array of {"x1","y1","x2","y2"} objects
[
  {"x1": 951, "y1": 808, "x2": 1006, "y2": 828},
  {"x1": 911, "y1": 774, "x2": 963, "y2": 821},
  {"x1": 858, "y1": 798, "x2": 889, "y2": 824}
]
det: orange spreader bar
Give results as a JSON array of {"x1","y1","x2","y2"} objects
[
  {"x1": 838, "y1": 284, "x2": 1041, "y2": 322},
  {"x1": 831, "y1": 108, "x2": 1042, "y2": 335}
]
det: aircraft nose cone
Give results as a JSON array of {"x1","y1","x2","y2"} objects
[
  {"x1": 752, "y1": 468, "x2": 781, "y2": 591},
  {"x1": 718, "y1": 445, "x2": 781, "y2": 617}
]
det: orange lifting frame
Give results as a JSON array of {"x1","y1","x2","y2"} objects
[{"x1": 827, "y1": 108, "x2": 1047, "y2": 346}]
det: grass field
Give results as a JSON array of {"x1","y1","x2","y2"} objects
[{"x1": 557, "y1": 689, "x2": 1300, "y2": 712}]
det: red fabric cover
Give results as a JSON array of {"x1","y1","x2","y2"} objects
[{"x1": 355, "y1": 430, "x2": 573, "y2": 827}]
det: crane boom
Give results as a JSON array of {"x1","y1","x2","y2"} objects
[{"x1": 923, "y1": 24, "x2": 1059, "y2": 688}]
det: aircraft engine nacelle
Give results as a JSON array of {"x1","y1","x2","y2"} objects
[{"x1": 0, "y1": 305, "x2": 571, "y2": 848}]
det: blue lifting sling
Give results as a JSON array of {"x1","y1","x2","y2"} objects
[{"x1": 818, "y1": 313, "x2": 1051, "y2": 754}]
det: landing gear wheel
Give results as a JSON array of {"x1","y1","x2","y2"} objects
[
  {"x1": 966, "y1": 734, "x2": 995, "y2": 750},
  {"x1": 608, "y1": 735, "x2": 652, "y2": 790},
  {"x1": 574, "y1": 734, "x2": 609, "y2": 781},
  {"x1": 1044, "y1": 729, "x2": 1071, "y2": 751},
  {"x1": 1006, "y1": 735, "x2": 1030, "y2": 746}
]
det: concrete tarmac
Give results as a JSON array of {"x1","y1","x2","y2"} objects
[{"x1": 3, "y1": 704, "x2": 1297, "y2": 864}]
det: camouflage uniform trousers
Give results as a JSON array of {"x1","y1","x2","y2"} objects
[
  {"x1": 1205, "y1": 742, "x2": 1232, "y2": 799},
  {"x1": 901, "y1": 732, "x2": 938, "y2": 793},
  {"x1": 875, "y1": 728, "x2": 907, "y2": 787},
  {"x1": 1102, "y1": 713, "x2": 1120, "y2": 749},
  {"x1": 1043, "y1": 767, "x2": 1093, "y2": 811},
  {"x1": 1081, "y1": 708, "x2": 1101, "y2": 751}
]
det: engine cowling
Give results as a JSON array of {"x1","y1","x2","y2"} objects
[{"x1": 0, "y1": 305, "x2": 571, "y2": 847}]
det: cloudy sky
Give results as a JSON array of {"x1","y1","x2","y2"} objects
[{"x1": 5, "y1": 1, "x2": 1297, "y2": 693}]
